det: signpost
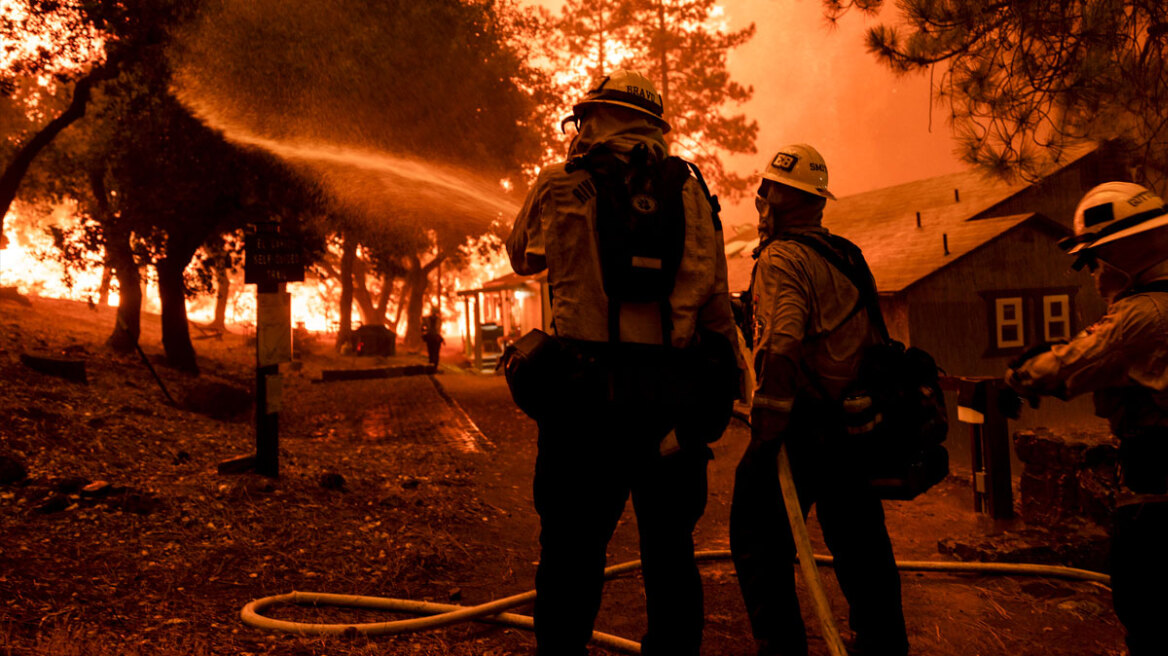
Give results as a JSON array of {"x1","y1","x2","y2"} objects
[{"x1": 219, "y1": 223, "x2": 303, "y2": 478}]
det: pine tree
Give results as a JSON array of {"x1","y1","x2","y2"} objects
[
  {"x1": 825, "y1": 0, "x2": 1168, "y2": 191},
  {"x1": 553, "y1": 0, "x2": 759, "y2": 199}
]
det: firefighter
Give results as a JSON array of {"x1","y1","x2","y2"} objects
[
  {"x1": 505, "y1": 69, "x2": 741, "y2": 656},
  {"x1": 1006, "y1": 182, "x2": 1168, "y2": 656},
  {"x1": 730, "y1": 144, "x2": 909, "y2": 656},
  {"x1": 421, "y1": 312, "x2": 444, "y2": 367}
]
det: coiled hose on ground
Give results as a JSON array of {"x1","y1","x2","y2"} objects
[{"x1": 241, "y1": 447, "x2": 1111, "y2": 655}]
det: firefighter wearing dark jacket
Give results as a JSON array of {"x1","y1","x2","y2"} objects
[
  {"x1": 731, "y1": 144, "x2": 909, "y2": 656},
  {"x1": 505, "y1": 70, "x2": 743, "y2": 656},
  {"x1": 1006, "y1": 182, "x2": 1168, "y2": 656}
]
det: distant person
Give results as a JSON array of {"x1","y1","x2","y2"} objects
[
  {"x1": 1006, "y1": 182, "x2": 1168, "y2": 656},
  {"x1": 504, "y1": 69, "x2": 742, "y2": 656},
  {"x1": 731, "y1": 144, "x2": 909, "y2": 656},
  {"x1": 421, "y1": 312, "x2": 444, "y2": 367}
]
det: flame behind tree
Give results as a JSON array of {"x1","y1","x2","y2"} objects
[
  {"x1": 173, "y1": 0, "x2": 543, "y2": 350},
  {"x1": 824, "y1": 0, "x2": 1168, "y2": 192},
  {"x1": 550, "y1": 0, "x2": 759, "y2": 199},
  {"x1": 0, "y1": 0, "x2": 199, "y2": 270}
]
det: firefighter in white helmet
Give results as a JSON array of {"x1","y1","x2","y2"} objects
[
  {"x1": 1007, "y1": 181, "x2": 1168, "y2": 656},
  {"x1": 505, "y1": 69, "x2": 742, "y2": 656},
  {"x1": 731, "y1": 144, "x2": 909, "y2": 656}
]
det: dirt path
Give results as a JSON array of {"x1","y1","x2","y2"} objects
[{"x1": 0, "y1": 297, "x2": 1127, "y2": 655}]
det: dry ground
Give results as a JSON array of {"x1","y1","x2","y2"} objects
[{"x1": 0, "y1": 295, "x2": 1127, "y2": 656}]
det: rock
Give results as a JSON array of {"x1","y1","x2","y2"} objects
[
  {"x1": 19, "y1": 352, "x2": 87, "y2": 383},
  {"x1": 0, "y1": 452, "x2": 27, "y2": 485},
  {"x1": 182, "y1": 381, "x2": 252, "y2": 422},
  {"x1": 401, "y1": 477, "x2": 421, "y2": 490},
  {"x1": 448, "y1": 587, "x2": 462, "y2": 602},
  {"x1": 54, "y1": 476, "x2": 89, "y2": 494},
  {"x1": 172, "y1": 451, "x2": 192, "y2": 465},
  {"x1": 319, "y1": 472, "x2": 346, "y2": 491},
  {"x1": 81, "y1": 481, "x2": 111, "y2": 498}
]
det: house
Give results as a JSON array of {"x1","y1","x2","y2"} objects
[
  {"x1": 457, "y1": 271, "x2": 549, "y2": 370},
  {"x1": 724, "y1": 146, "x2": 1130, "y2": 453}
]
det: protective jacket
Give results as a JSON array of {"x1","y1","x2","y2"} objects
[
  {"x1": 1009, "y1": 269, "x2": 1168, "y2": 438},
  {"x1": 750, "y1": 226, "x2": 880, "y2": 433},
  {"x1": 506, "y1": 113, "x2": 739, "y2": 353}
]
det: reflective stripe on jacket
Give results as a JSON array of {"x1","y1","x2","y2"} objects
[
  {"x1": 750, "y1": 227, "x2": 879, "y2": 418},
  {"x1": 1011, "y1": 282, "x2": 1168, "y2": 435}
]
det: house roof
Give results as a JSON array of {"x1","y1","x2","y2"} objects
[
  {"x1": 724, "y1": 153, "x2": 1089, "y2": 293},
  {"x1": 458, "y1": 271, "x2": 545, "y2": 295}
]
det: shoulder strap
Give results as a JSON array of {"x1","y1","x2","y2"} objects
[
  {"x1": 778, "y1": 232, "x2": 891, "y2": 343},
  {"x1": 1118, "y1": 279, "x2": 1168, "y2": 300},
  {"x1": 684, "y1": 160, "x2": 722, "y2": 231}
]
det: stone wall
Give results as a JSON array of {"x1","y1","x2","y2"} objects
[{"x1": 1013, "y1": 427, "x2": 1118, "y2": 527}]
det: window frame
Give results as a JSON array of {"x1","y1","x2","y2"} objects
[
  {"x1": 1042, "y1": 294, "x2": 1071, "y2": 343},
  {"x1": 979, "y1": 287, "x2": 1078, "y2": 358}
]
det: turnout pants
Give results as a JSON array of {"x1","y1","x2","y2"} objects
[
  {"x1": 1112, "y1": 429, "x2": 1168, "y2": 656},
  {"x1": 532, "y1": 356, "x2": 710, "y2": 656},
  {"x1": 730, "y1": 411, "x2": 908, "y2": 656}
]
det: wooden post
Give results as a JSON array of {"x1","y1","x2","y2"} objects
[
  {"x1": 982, "y1": 382, "x2": 1014, "y2": 518},
  {"x1": 473, "y1": 294, "x2": 482, "y2": 371},
  {"x1": 255, "y1": 281, "x2": 280, "y2": 477}
]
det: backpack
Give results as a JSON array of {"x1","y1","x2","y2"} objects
[
  {"x1": 772, "y1": 231, "x2": 950, "y2": 500},
  {"x1": 566, "y1": 142, "x2": 696, "y2": 345}
]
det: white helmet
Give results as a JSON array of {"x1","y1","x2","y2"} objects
[
  {"x1": 569, "y1": 69, "x2": 670, "y2": 133},
  {"x1": 1061, "y1": 182, "x2": 1168, "y2": 267},
  {"x1": 761, "y1": 143, "x2": 835, "y2": 200}
]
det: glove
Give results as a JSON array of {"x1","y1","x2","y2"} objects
[
  {"x1": 996, "y1": 387, "x2": 1025, "y2": 419},
  {"x1": 1008, "y1": 341, "x2": 1066, "y2": 371}
]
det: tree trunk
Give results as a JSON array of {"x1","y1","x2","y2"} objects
[
  {"x1": 392, "y1": 271, "x2": 409, "y2": 334},
  {"x1": 374, "y1": 273, "x2": 394, "y2": 327},
  {"x1": 352, "y1": 255, "x2": 375, "y2": 326},
  {"x1": 335, "y1": 232, "x2": 356, "y2": 352},
  {"x1": 211, "y1": 257, "x2": 229, "y2": 331},
  {"x1": 105, "y1": 227, "x2": 141, "y2": 353},
  {"x1": 403, "y1": 252, "x2": 447, "y2": 349},
  {"x1": 403, "y1": 259, "x2": 427, "y2": 350},
  {"x1": 0, "y1": 68, "x2": 106, "y2": 269},
  {"x1": 98, "y1": 262, "x2": 113, "y2": 307},
  {"x1": 157, "y1": 257, "x2": 199, "y2": 374},
  {"x1": 91, "y1": 168, "x2": 140, "y2": 352}
]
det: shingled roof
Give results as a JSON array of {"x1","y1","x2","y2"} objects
[{"x1": 725, "y1": 154, "x2": 1087, "y2": 293}]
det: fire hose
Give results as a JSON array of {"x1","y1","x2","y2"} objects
[{"x1": 240, "y1": 445, "x2": 1112, "y2": 655}]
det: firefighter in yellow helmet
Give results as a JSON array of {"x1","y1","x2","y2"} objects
[
  {"x1": 505, "y1": 70, "x2": 742, "y2": 656},
  {"x1": 1007, "y1": 181, "x2": 1168, "y2": 656},
  {"x1": 731, "y1": 144, "x2": 909, "y2": 656}
]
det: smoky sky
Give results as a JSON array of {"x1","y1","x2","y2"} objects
[{"x1": 531, "y1": 0, "x2": 967, "y2": 229}]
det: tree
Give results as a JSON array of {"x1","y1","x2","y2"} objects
[
  {"x1": 0, "y1": 0, "x2": 198, "y2": 266},
  {"x1": 823, "y1": 0, "x2": 1168, "y2": 190},
  {"x1": 173, "y1": 0, "x2": 546, "y2": 349},
  {"x1": 551, "y1": 0, "x2": 759, "y2": 198}
]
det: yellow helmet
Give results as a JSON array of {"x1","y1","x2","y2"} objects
[
  {"x1": 761, "y1": 143, "x2": 836, "y2": 200},
  {"x1": 1061, "y1": 182, "x2": 1168, "y2": 267},
  {"x1": 570, "y1": 69, "x2": 670, "y2": 133}
]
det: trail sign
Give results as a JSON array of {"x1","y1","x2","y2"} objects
[{"x1": 245, "y1": 232, "x2": 304, "y2": 285}]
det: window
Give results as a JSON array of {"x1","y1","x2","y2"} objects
[
  {"x1": 995, "y1": 297, "x2": 1025, "y2": 349},
  {"x1": 1043, "y1": 294, "x2": 1071, "y2": 342},
  {"x1": 981, "y1": 287, "x2": 1077, "y2": 357}
]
